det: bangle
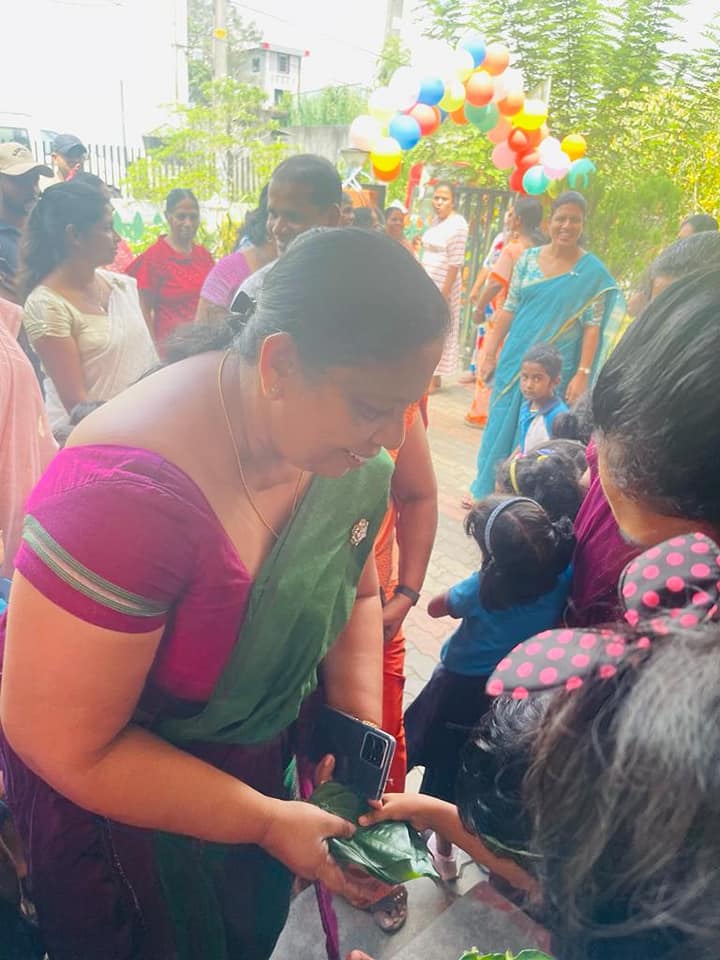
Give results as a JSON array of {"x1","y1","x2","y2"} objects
[
  {"x1": 394, "y1": 584, "x2": 420, "y2": 606},
  {"x1": 577, "y1": 366, "x2": 591, "y2": 375}
]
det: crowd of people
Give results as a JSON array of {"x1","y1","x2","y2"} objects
[{"x1": 0, "y1": 131, "x2": 719, "y2": 960}]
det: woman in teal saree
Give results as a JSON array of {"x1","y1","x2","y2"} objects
[
  {"x1": 0, "y1": 229, "x2": 449, "y2": 960},
  {"x1": 471, "y1": 192, "x2": 625, "y2": 499}
]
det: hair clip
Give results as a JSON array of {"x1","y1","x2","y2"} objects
[{"x1": 486, "y1": 532, "x2": 720, "y2": 700}]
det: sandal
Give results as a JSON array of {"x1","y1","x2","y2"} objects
[{"x1": 365, "y1": 884, "x2": 408, "y2": 933}]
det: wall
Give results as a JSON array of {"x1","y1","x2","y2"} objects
[{"x1": 285, "y1": 125, "x2": 350, "y2": 164}]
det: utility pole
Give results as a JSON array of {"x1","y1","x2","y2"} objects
[
  {"x1": 213, "y1": 0, "x2": 228, "y2": 79},
  {"x1": 384, "y1": 0, "x2": 404, "y2": 41}
]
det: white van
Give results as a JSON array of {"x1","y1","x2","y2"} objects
[{"x1": 0, "y1": 112, "x2": 58, "y2": 163}]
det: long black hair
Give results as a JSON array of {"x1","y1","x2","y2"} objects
[
  {"x1": 496, "y1": 444, "x2": 586, "y2": 522},
  {"x1": 514, "y1": 197, "x2": 546, "y2": 246},
  {"x1": 465, "y1": 495, "x2": 575, "y2": 610},
  {"x1": 164, "y1": 227, "x2": 450, "y2": 370},
  {"x1": 19, "y1": 181, "x2": 107, "y2": 299},
  {"x1": 593, "y1": 269, "x2": 720, "y2": 526}
]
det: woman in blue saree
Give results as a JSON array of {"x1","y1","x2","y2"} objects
[{"x1": 471, "y1": 192, "x2": 625, "y2": 499}]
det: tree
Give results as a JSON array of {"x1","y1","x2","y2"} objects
[
  {"x1": 126, "y1": 78, "x2": 287, "y2": 209},
  {"x1": 376, "y1": 35, "x2": 412, "y2": 85},
  {"x1": 187, "y1": 0, "x2": 261, "y2": 103}
]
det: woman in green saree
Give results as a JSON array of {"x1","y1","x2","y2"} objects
[
  {"x1": 0, "y1": 228, "x2": 449, "y2": 959},
  {"x1": 471, "y1": 192, "x2": 625, "y2": 499}
]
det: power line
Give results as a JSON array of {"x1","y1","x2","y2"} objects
[{"x1": 228, "y1": 0, "x2": 384, "y2": 59}]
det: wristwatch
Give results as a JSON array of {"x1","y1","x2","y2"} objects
[{"x1": 394, "y1": 584, "x2": 421, "y2": 606}]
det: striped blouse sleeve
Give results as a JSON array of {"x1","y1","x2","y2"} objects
[
  {"x1": 15, "y1": 451, "x2": 199, "y2": 633},
  {"x1": 447, "y1": 217, "x2": 469, "y2": 268}
]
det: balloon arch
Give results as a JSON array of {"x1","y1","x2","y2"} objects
[{"x1": 348, "y1": 36, "x2": 596, "y2": 196}]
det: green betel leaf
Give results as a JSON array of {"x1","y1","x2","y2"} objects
[{"x1": 309, "y1": 782, "x2": 439, "y2": 885}]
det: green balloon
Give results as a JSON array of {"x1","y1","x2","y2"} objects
[
  {"x1": 464, "y1": 102, "x2": 499, "y2": 132},
  {"x1": 568, "y1": 158, "x2": 597, "y2": 190}
]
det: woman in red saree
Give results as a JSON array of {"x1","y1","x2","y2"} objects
[{"x1": 0, "y1": 229, "x2": 448, "y2": 960}]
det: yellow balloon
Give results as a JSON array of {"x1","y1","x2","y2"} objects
[
  {"x1": 512, "y1": 98, "x2": 548, "y2": 131},
  {"x1": 439, "y1": 80, "x2": 466, "y2": 113},
  {"x1": 561, "y1": 133, "x2": 587, "y2": 161},
  {"x1": 370, "y1": 136, "x2": 403, "y2": 172}
]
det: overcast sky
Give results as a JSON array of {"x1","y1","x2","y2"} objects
[{"x1": 1, "y1": 0, "x2": 718, "y2": 145}]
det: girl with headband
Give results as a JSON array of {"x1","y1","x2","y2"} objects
[{"x1": 403, "y1": 494, "x2": 574, "y2": 880}]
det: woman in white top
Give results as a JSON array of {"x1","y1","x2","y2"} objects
[
  {"x1": 421, "y1": 182, "x2": 469, "y2": 389},
  {"x1": 20, "y1": 182, "x2": 157, "y2": 432}
]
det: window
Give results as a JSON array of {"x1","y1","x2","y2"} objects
[
  {"x1": 277, "y1": 53, "x2": 290, "y2": 74},
  {"x1": 274, "y1": 89, "x2": 285, "y2": 106},
  {"x1": 251, "y1": 56, "x2": 261, "y2": 73},
  {"x1": 0, "y1": 127, "x2": 30, "y2": 148}
]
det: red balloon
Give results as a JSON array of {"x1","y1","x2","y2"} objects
[
  {"x1": 516, "y1": 149, "x2": 540, "y2": 173},
  {"x1": 526, "y1": 127, "x2": 544, "y2": 148},
  {"x1": 409, "y1": 103, "x2": 441, "y2": 136},
  {"x1": 508, "y1": 167, "x2": 526, "y2": 194},
  {"x1": 465, "y1": 71, "x2": 494, "y2": 107},
  {"x1": 498, "y1": 90, "x2": 525, "y2": 117},
  {"x1": 508, "y1": 128, "x2": 531, "y2": 153}
]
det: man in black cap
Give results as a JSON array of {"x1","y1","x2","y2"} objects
[{"x1": 50, "y1": 133, "x2": 87, "y2": 183}]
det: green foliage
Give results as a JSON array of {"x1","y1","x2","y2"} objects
[
  {"x1": 285, "y1": 86, "x2": 369, "y2": 126},
  {"x1": 376, "y1": 35, "x2": 412, "y2": 85},
  {"x1": 125, "y1": 78, "x2": 288, "y2": 208},
  {"x1": 187, "y1": 0, "x2": 261, "y2": 104},
  {"x1": 414, "y1": 0, "x2": 720, "y2": 282}
]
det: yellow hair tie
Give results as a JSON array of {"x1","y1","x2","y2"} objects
[{"x1": 509, "y1": 457, "x2": 520, "y2": 494}]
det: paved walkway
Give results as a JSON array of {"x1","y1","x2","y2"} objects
[{"x1": 403, "y1": 381, "x2": 482, "y2": 706}]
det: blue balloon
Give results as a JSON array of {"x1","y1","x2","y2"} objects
[
  {"x1": 417, "y1": 76, "x2": 445, "y2": 107},
  {"x1": 389, "y1": 114, "x2": 422, "y2": 151},
  {"x1": 438, "y1": 108, "x2": 449, "y2": 122},
  {"x1": 459, "y1": 35, "x2": 487, "y2": 69}
]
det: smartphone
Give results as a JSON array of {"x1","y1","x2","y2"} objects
[{"x1": 309, "y1": 705, "x2": 396, "y2": 802}]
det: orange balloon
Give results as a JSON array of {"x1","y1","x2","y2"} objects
[
  {"x1": 526, "y1": 127, "x2": 544, "y2": 148},
  {"x1": 372, "y1": 162, "x2": 402, "y2": 183},
  {"x1": 498, "y1": 90, "x2": 525, "y2": 117},
  {"x1": 450, "y1": 106, "x2": 469, "y2": 125},
  {"x1": 483, "y1": 43, "x2": 510, "y2": 76},
  {"x1": 465, "y1": 71, "x2": 494, "y2": 107}
]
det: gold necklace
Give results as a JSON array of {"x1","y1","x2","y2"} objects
[{"x1": 217, "y1": 350, "x2": 305, "y2": 539}]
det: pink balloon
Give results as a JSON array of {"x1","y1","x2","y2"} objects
[
  {"x1": 487, "y1": 117, "x2": 512, "y2": 144},
  {"x1": 492, "y1": 141, "x2": 516, "y2": 170}
]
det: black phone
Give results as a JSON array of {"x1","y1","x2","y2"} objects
[{"x1": 309, "y1": 705, "x2": 396, "y2": 802}]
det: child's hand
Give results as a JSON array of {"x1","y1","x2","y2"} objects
[
  {"x1": 427, "y1": 592, "x2": 450, "y2": 618},
  {"x1": 358, "y1": 793, "x2": 442, "y2": 834}
]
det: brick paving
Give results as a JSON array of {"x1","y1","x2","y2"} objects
[{"x1": 403, "y1": 380, "x2": 483, "y2": 706}]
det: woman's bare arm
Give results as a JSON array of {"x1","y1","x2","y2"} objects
[
  {"x1": 323, "y1": 553, "x2": 383, "y2": 725},
  {"x1": 32, "y1": 335, "x2": 88, "y2": 414}
]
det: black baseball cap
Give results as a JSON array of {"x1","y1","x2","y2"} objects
[{"x1": 52, "y1": 134, "x2": 87, "y2": 157}]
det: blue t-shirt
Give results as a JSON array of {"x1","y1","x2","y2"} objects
[
  {"x1": 440, "y1": 567, "x2": 572, "y2": 676},
  {"x1": 518, "y1": 395, "x2": 568, "y2": 453}
]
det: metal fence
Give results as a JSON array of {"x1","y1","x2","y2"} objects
[{"x1": 28, "y1": 141, "x2": 258, "y2": 200}]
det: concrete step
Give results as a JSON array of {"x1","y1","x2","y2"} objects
[{"x1": 271, "y1": 851, "x2": 549, "y2": 960}]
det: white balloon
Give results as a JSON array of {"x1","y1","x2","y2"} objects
[
  {"x1": 543, "y1": 152, "x2": 572, "y2": 181},
  {"x1": 451, "y1": 48, "x2": 475, "y2": 81},
  {"x1": 388, "y1": 66, "x2": 422, "y2": 111},
  {"x1": 349, "y1": 115, "x2": 382, "y2": 152},
  {"x1": 493, "y1": 66, "x2": 524, "y2": 101},
  {"x1": 539, "y1": 136, "x2": 562, "y2": 160},
  {"x1": 368, "y1": 87, "x2": 396, "y2": 123}
]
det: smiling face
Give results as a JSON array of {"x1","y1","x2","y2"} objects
[
  {"x1": 432, "y1": 186, "x2": 454, "y2": 220},
  {"x1": 548, "y1": 202, "x2": 584, "y2": 251},
  {"x1": 267, "y1": 178, "x2": 340, "y2": 255},
  {"x1": 261, "y1": 335, "x2": 443, "y2": 477},
  {"x1": 167, "y1": 197, "x2": 200, "y2": 246},
  {"x1": 520, "y1": 360, "x2": 559, "y2": 405}
]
